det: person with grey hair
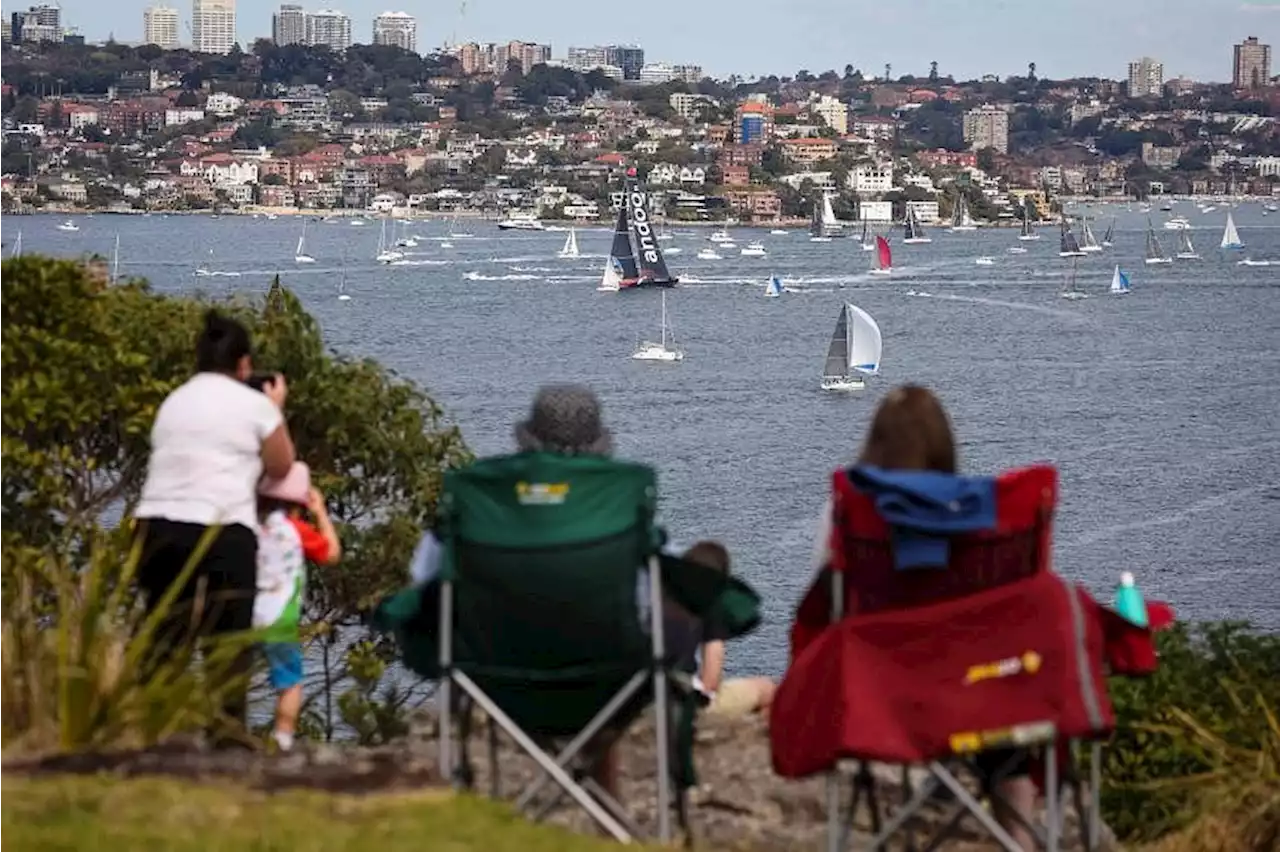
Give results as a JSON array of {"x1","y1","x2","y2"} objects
[{"x1": 407, "y1": 383, "x2": 615, "y2": 586}]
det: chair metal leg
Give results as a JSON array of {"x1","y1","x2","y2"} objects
[
  {"x1": 929, "y1": 763, "x2": 1024, "y2": 852},
  {"x1": 1045, "y1": 744, "x2": 1060, "y2": 852},
  {"x1": 1088, "y1": 742, "x2": 1101, "y2": 852},
  {"x1": 438, "y1": 578, "x2": 454, "y2": 786},
  {"x1": 452, "y1": 669, "x2": 634, "y2": 843},
  {"x1": 868, "y1": 773, "x2": 939, "y2": 851},
  {"x1": 648, "y1": 554, "x2": 672, "y2": 845}
]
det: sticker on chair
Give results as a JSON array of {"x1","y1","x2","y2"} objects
[
  {"x1": 963, "y1": 650, "x2": 1042, "y2": 685},
  {"x1": 515, "y1": 481, "x2": 570, "y2": 505}
]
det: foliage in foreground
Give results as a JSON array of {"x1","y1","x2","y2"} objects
[
  {"x1": 2, "y1": 776, "x2": 640, "y2": 852},
  {"x1": 1102, "y1": 621, "x2": 1280, "y2": 845},
  {"x1": 1, "y1": 256, "x2": 469, "y2": 745}
]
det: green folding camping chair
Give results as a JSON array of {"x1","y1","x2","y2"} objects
[{"x1": 373, "y1": 451, "x2": 761, "y2": 844}]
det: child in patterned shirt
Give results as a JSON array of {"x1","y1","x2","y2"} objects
[{"x1": 254, "y1": 462, "x2": 341, "y2": 752}]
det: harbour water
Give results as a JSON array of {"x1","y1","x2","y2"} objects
[{"x1": 11, "y1": 206, "x2": 1280, "y2": 676}]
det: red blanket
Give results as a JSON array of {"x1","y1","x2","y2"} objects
[{"x1": 771, "y1": 571, "x2": 1157, "y2": 778}]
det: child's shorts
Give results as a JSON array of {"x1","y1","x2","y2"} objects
[{"x1": 263, "y1": 642, "x2": 303, "y2": 690}]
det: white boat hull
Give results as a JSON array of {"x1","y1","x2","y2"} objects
[
  {"x1": 950, "y1": 226, "x2": 978, "y2": 232},
  {"x1": 1176, "y1": 253, "x2": 1200, "y2": 260},
  {"x1": 809, "y1": 237, "x2": 832, "y2": 243},
  {"x1": 294, "y1": 255, "x2": 315, "y2": 264},
  {"x1": 1144, "y1": 258, "x2": 1173, "y2": 265},
  {"x1": 975, "y1": 257, "x2": 994, "y2": 266},
  {"x1": 869, "y1": 269, "x2": 892, "y2": 276},
  {"x1": 1060, "y1": 251, "x2": 1087, "y2": 258},
  {"x1": 1080, "y1": 246, "x2": 1103, "y2": 253},
  {"x1": 822, "y1": 376, "x2": 866, "y2": 391},
  {"x1": 861, "y1": 243, "x2": 875, "y2": 251},
  {"x1": 1018, "y1": 234, "x2": 1041, "y2": 241},
  {"x1": 740, "y1": 249, "x2": 766, "y2": 257},
  {"x1": 1060, "y1": 292, "x2": 1089, "y2": 301},
  {"x1": 632, "y1": 345, "x2": 683, "y2": 362},
  {"x1": 902, "y1": 238, "x2": 932, "y2": 245}
]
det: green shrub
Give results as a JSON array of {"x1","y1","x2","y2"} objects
[{"x1": 1102, "y1": 621, "x2": 1280, "y2": 842}]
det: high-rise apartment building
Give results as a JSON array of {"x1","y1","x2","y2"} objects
[
  {"x1": 1233, "y1": 36, "x2": 1272, "y2": 90},
  {"x1": 192, "y1": 0, "x2": 236, "y2": 54},
  {"x1": 372, "y1": 11, "x2": 416, "y2": 52},
  {"x1": 962, "y1": 105, "x2": 1010, "y2": 155},
  {"x1": 11, "y1": 4, "x2": 62, "y2": 43},
  {"x1": 272, "y1": 3, "x2": 306, "y2": 45},
  {"x1": 306, "y1": 9, "x2": 351, "y2": 50},
  {"x1": 1127, "y1": 56, "x2": 1164, "y2": 98},
  {"x1": 567, "y1": 44, "x2": 644, "y2": 80},
  {"x1": 143, "y1": 5, "x2": 180, "y2": 49}
]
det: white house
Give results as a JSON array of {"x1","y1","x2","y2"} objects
[
  {"x1": 678, "y1": 166, "x2": 706, "y2": 186},
  {"x1": 205, "y1": 92, "x2": 243, "y2": 116},
  {"x1": 504, "y1": 149, "x2": 538, "y2": 168},
  {"x1": 165, "y1": 108, "x2": 206, "y2": 127},
  {"x1": 849, "y1": 164, "x2": 894, "y2": 194},
  {"x1": 906, "y1": 200, "x2": 940, "y2": 223},
  {"x1": 859, "y1": 200, "x2": 893, "y2": 222},
  {"x1": 647, "y1": 163, "x2": 679, "y2": 186},
  {"x1": 181, "y1": 156, "x2": 259, "y2": 186}
]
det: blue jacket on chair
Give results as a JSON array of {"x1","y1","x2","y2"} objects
[{"x1": 846, "y1": 466, "x2": 997, "y2": 570}]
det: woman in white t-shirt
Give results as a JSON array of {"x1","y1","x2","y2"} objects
[{"x1": 133, "y1": 310, "x2": 296, "y2": 730}]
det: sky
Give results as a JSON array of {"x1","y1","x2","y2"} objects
[{"x1": 47, "y1": 0, "x2": 1280, "y2": 83}]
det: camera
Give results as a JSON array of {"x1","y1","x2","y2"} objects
[{"x1": 246, "y1": 372, "x2": 280, "y2": 393}]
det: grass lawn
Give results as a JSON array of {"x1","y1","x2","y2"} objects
[{"x1": 2, "y1": 775, "x2": 645, "y2": 852}]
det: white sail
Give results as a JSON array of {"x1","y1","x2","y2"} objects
[
  {"x1": 765, "y1": 275, "x2": 783, "y2": 297},
  {"x1": 597, "y1": 256, "x2": 622, "y2": 291},
  {"x1": 1110, "y1": 265, "x2": 1131, "y2": 294},
  {"x1": 559, "y1": 228, "x2": 580, "y2": 258},
  {"x1": 294, "y1": 220, "x2": 315, "y2": 263},
  {"x1": 845, "y1": 304, "x2": 882, "y2": 375},
  {"x1": 821, "y1": 193, "x2": 839, "y2": 226},
  {"x1": 111, "y1": 234, "x2": 120, "y2": 284},
  {"x1": 1220, "y1": 212, "x2": 1243, "y2": 249}
]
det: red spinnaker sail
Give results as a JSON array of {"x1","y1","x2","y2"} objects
[{"x1": 876, "y1": 235, "x2": 892, "y2": 270}]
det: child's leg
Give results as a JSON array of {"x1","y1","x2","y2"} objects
[{"x1": 265, "y1": 643, "x2": 304, "y2": 749}]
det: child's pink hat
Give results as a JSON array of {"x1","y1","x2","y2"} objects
[{"x1": 258, "y1": 462, "x2": 310, "y2": 505}]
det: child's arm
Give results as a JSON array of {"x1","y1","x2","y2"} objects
[
  {"x1": 306, "y1": 487, "x2": 342, "y2": 565},
  {"x1": 699, "y1": 639, "x2": 725, "y2": 693}
]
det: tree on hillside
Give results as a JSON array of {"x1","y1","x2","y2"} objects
[
  {"x1": 976, "y1": 147, "x2": 998, "y2": 173},
  {"x1": 929, "y1": 61, "x2": 939, "y2": 83}
]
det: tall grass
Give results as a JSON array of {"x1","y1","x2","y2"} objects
[{"x1": 2, "y1": 526, "x2": 255, "y2": 754}]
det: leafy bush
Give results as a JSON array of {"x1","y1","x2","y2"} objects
[
  {"x1": 1102, "y1": 622, "x2": 1280, "y2": 843},
  {"x1": 1, "y1": 257, "x2": 469, "y2": 747}
]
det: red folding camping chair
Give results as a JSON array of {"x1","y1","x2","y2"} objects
[{"x1": 771, "y1": 465, "x2": 1166, "y2": 852}]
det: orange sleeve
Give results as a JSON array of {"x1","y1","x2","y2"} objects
[{"x1": 288, "y1": 518, "x2": 332, "y2": 564}]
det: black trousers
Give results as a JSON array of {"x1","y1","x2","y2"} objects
[{"x1": 135, "y1": 518, "x2": 258, "y2": 734}]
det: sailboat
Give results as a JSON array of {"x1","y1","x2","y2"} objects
[
  {"x1": 869, "y1": 235, "x2": 892, "y2": 275},
  {"x1": 10, "y1": 231, "x2": 21, "y2": 258},
  {"x1": 1144, "y1": 220, "x2": 1172, "y2": 265},
  {"x1": 1060, "y1": 260, "x2": 1088, "y2": 300},
  {"x1": 1101, "y1": 218, "x2": 1115, "y2": 247},
  {"x1": 1079, "y1": 216, "x2": 1102, "y2": 253},
  {"x1": 860, "y1": 219, "x2": 874, "y2": 251},
  {"x1": 558, "y1": 228, "x2": 580, "y2": 258},
  {"x1": 375, "y1": 219, "x2": 403, "y2": 263},
  {"x1": 821, "y1": 303, "x2": 883, "y2": 391},
  {"x1": 294, "y1": 220, "x2": 316, "y2": 263},
  {"x1": 110, "y1": 234, "x2": 120, "y2": 284},
  {"x1": 810, "y1": 193, "x2": 843, "y2": 240},
  {"x1": 1059, "y1": 218, "x2": 1086, "y2": 257},
  {"x1": 764, "y1": 275, "x2": 784, "y2": 297},
  {"x1": 740, "y1": 240, "x2": 767, "y2": 257},
  {"x1": 393, "y1": 220, "x2": 419, "y2": 248},
  {"x1": 620, "y1": 177, "x2": 678, "y2": 289},
  {"x1": 631, "y1": 290, "x2": 683, "y2": 362},
  {"x1": 902, "y1": 206, "x2": 931, "y2": 244},
  {"x1": 950, "y1": 195, "x2": 977, "y2": 231},
  {"x1": 1018, "y1": 205, "x2": 1040, "y2": 241},
  {"x1": 337, "y1": 266, "x2": 352, "y2": 301},
  {"x1": 1175, "y1": 231, "x2": 1200, "y2": 260},
  {"x1": 1220, "y1": 211, "x2": 1244, "y2": 250},
  {"x1": 1110, "y1": 265, "x2": 1131, "y2": 295}
]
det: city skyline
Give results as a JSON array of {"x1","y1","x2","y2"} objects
[{"x1": 36, "y1": 0, "x2": 1280, "y2": 82}]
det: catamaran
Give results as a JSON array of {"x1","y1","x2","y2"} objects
[
  {"x1": 1059, "y1": 219, "x2": 1086, "y2": 257},
  {"x1": 1175, "y1": 231, "x2": 1200, "y2": 260},
  {"x1": 810, "y1": 193, "x2": 843, "y2": 240},
  {"x1": 869, "y1": 235, "x2": 892, "y2": 275},
  {"x1": 1079, "y1": 216, "x2": 1102, "y2": 252},
  {"x1": 1101, "y1": 218, "x2": 1115, "y2": 247},
  {"x1": 1144, "y1": 220, "x2": 1172, "y2": 265},
  {"x1": 1220, "y1": 211, "x2": 1244, "y2": 250},
  {"x1": 631, "y1": 290, "x2": 683, "y2": 362},
  {"x1": 600, "y1": 175, "x2": 678, "y2": 290},
  {"x1": 950, "y1": 195, "x2": 977, "y2": 231},
  {"x1": 902, "y1": 206, "x2": 931, "y2": 244},
  {"x1": 764, "y1": 275, "x2": 784, "y2": 297},
  {"x1": 558, "y1": 228, "x2": 580, "y2": 258},
  {"x1": 1018, "y1": 205, "x2": 1040, "y2": 241},
  {"x1": 1110, "y1": 265, "x2": 1131, "y2": 295},
  {"x1": 294, "y1": 220, "x2": 316, "y2": 263},
  {"x1": 821, "y1": 303, "x2": 883, "y2": 391}
]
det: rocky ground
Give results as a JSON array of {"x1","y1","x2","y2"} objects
[{"x1": 5, "y1": 710, "x2": 1114, "y2": 851}]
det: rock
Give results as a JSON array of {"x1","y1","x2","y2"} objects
[{"x1": 2, "y1": 711, "x2": 1116, "y2": 851}]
